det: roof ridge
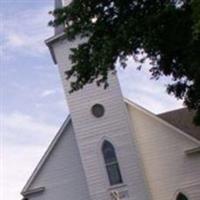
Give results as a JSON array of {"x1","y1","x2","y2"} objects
[{"x1": 158, "y1": 107, "x2": 188, "y2": 116}]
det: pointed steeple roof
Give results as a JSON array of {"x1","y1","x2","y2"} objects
[
  {"x1": 54, "y1": 0, "x2": 64, "y2": 35},
  {"x1": 55, "y1": 0, "x2": 63, "y2": 8}
]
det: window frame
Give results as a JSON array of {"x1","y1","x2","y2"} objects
[
  {"x1": 176, "y1": 193, "x2": 188, "y2": 200},
  {"x1": 102, "y1": 140, "x2": 123, "y2": 186}
]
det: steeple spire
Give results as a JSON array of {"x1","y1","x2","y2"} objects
[
  {"x1": 54, "y1": 0, "x2": 64, "y2": 35},
  {"x1": 55, "y1": 0, "x2": 63, "y2": 8}
]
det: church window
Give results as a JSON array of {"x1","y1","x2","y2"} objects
[
  {"x1": 91, "y1": 104, "x2": 105, "y2": 118},
  {"x1": 102, "y1": 141, "x2": 123, "y2": 185},
  {"x1": 176, "y1": 193, "x2": 188, "y2": 200}
]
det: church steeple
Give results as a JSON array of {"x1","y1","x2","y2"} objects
[
  {"x1": 45, "y1": 2, "x2": 150, "y2": 198},
  {"x1": 54, "y1": 0, "x2": 64, "y2": 35}
]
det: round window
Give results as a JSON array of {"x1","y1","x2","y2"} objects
[{"x1": 91, "y1": 104, "x2": 105, "y2": 118}]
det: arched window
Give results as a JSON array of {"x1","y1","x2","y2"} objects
[
  {"x1": 176, "y1": 193, "x2": 188, "y2": 200},
  {"x1": 102, "y1": 140, "x2": 123, "y2": 185}
]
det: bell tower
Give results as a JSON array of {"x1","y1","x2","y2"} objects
[{"x1": 46, "y1": 1, "x2": 151, "y2": 200}]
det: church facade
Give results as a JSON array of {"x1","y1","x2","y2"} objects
[{"x1": 21, "y1": 1, "x2": 200, "y2": 200}]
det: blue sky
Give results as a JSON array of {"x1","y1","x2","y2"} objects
[{"x1": 1, "y1": 1, "x2": 183, "y2": 200}]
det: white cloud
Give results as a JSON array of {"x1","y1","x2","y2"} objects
[
  {"x1": 117, "y1": 57, "x2": 183, "y2": 113},
  {"x1": 41, "y1": 89, "x2": 56, "y2": 97},
  {"x1": 1, "y1": 112, "x2": 58, "y2": 146},
  {"x1": 2, "y1": 145, "x2": 47, "y2": 200},
  {"x1": 0, "y1": 2, "x2": 66, "y2": 200},
  {"x1": 1, "y1": 5, "x2": 53, "y2": 57},
  {"x1": 7, "y1": 33, "x2": 25, "y2": 47},
  {"x1": 1, "y1": 111, "x2": 61, "y2": 200}
]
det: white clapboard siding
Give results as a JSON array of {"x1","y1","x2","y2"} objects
[
  {"x1": 51, "y1": 37, "x2": 151, "y2": 200},
  {"x1": 126, "y1": 101, "x2": 200, "y2": 200},
  {"x1": 27, "y1": 121, "x2": 90, "y2": 200}
]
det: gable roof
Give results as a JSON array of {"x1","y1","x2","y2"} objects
[
  {"x1": 21, "y1": 98, "x2": 200, "y2": 196},
  {"x1": 158, "y1": 108, "x2": 200, "y2": 141},
  {"x1": 124, "y1": 98, "x2": 200, "y2": 144},
  {"x1": 21, "y1": 115, "x2": 71, "y2": 196}
]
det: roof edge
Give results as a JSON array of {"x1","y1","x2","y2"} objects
[
  {"x1": 45, "y1": 32, "x2": 67, "y2": 64},
  {"x1": 185, "y1": 146, "x2": 200, "y2": 155},
  {"x1": 124, "y1": 97, "x2": 200, "y2": 145},
  {"x1": 21, "y1": 187, "x2": 45, "y2": 196},
  {"x1": 45, "y1": 32, "x2": 66, "y2": 46},
  {"x1": 157, "y1": 106, "x2": 185, "y2": 115},
  {"x1": 21, "y1": 115, "x2": 71, "y2": 195}
]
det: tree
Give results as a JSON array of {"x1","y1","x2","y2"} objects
[{"x1": 49, "y1": 0, "x2": 200, "y2": 125}]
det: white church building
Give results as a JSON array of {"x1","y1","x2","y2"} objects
[{"x1": 21, "y1": 1, "x2": 200, "y2": 200}]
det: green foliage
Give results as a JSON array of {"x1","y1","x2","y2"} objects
[
  {"x1": 49, "y1": 0, "x2": 200, "y2": 125},
  {"x1": 192, "y1": 0, "x2": 200, "y2": 38}
]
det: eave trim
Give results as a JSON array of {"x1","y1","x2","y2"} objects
[
  {"x1": 45, "y1": 32, "x2": 66, "y2": 46},
  {"x1": 124, "y1": 97, "x2": 200, "y2": 145},
  {"x1": 21, "y1": 115, "x2": 71, "y2": 194},
  {"x1": 22, "y1": 187, "x2": 45, "y2": 196},
  {"x1": 45, "y1": 32, "x2": 66, "y2": 64},
  {"x1": 185, "y1": 146, "x2": 200, "y2": 155}
]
